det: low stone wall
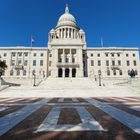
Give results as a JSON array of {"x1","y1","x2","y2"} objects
[{"x1": 2, "y1": 77, "x2": 45, "y2": 86}]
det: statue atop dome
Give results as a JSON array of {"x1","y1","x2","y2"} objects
[{"x1": 65, "y1": 4, "x2": 69, "y2": 14}]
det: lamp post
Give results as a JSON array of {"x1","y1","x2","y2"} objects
[
  {"x1": 98, "y1": 70, "x2": 101, "y2": 86},
  {"x1": 32, "y1": 71, "x2": 36, "y2": 86}
]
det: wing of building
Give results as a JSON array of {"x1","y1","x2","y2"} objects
[{"x1": 0, "y1": 4, "x2": 140, "y2": 80}]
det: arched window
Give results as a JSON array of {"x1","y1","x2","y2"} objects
[
  {"x1": 65, "y1": 68, "x2": 69, "y2": 77},
  {"x1": 72, "y1": 68, "x2": 76, "y2": 77},
  {"x1": 58, "y1": 68, "x2": 63, "y2": 77}
]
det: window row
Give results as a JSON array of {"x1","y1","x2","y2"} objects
[
  {"x1": 58, "y1": 58, "x2": 75, "y2": 63},
  {"x1": 91, "y1": 60, "x2": 137, "y2": 66},
  {"x1": 12, "y1": 52, "x2": 28, "y2": 57},
  {"x1": 9, "y1": 70, "x2": 45, "y2": 76},
  {"x1": 10, "y1": 60, "x2": 44, "y2": 66},
  {"x1": 11, "y1": 52, "x2": 44, "y2": 57},
  {"x1": 96, "y1": 69, "x2": 138, "y2": 76},
  {"x1": 90, "y1": 53, "x2": 136, "y2": 57},
  {"x1": 33, "y1": 60, "x2": 44, "y2": 66},
  {"x1": 10, "y1": 70, "x2": 27, "y2": 76},
  {"x1": 106, "y1": 70, "x2": 123, "y2": 76}
]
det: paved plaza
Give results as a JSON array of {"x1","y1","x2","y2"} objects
[
  {"x1": 0, "y1": 78, "x2": 140, "y2": 140},
  {"x1": 0, "y1": 97, "x2": 140, "y2": 140}
]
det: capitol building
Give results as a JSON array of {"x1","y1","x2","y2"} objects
[{"x1": 0, "y1": 4, "x2": 140, "y2": 80}]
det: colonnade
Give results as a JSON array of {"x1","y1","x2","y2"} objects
[
  {"x1": 58, "y1": 49, "x2": 76, "y2": 63},
  {"x1": 58, "y1": 67, "x2": 76, "y2": 78}
]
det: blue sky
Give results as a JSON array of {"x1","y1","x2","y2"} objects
[{"x1": 0, "y1": 0, "x2": 140, "y2": 48}]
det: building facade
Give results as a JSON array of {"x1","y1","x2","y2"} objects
[{"x1": 0, "y1": 5, "x2": 140, "y2": 79}]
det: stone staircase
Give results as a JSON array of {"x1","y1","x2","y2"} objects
[
  {"x1": 1, "y1": 77, "x2": 140, "y2": 98},
  {"x1": 39, "y1": 77, "x2": 98, "y2": 90}
]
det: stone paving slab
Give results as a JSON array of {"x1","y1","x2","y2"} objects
[{"x1": 0, "y1": 97, "x2": 140, "y2": 140}]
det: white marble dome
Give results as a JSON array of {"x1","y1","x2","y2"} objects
[{"x1": 56, "y1": 4, "x2": 77, "y2": 28}]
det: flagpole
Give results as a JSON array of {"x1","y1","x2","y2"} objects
[
  {"x1": 31, "y1": 36, "x2": 32, "y2": 47},
  {"x1": 101, "y1": 36, "x2": 104, "y2": 48}
]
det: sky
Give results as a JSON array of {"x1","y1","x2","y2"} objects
[{"x1": 0, "y1": 0, "x2": 140, "y2": 48}]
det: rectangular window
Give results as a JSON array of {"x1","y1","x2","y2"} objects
[
  {"x1": 11, "y1": 60, "x2": 15, "y2": 66},
  {"x1": 91, "y1": 60, "x2": 94, "y2": 66},
  {"x1": 91, "y1": 53, "x2": 93, "y2": 57},
  {"x1": 18, "y1": 53, "x2": 22, "y2": 57},
  {"x1": 106, "y1": 60, "x2": 109, "y2": 66},
  {"x1": 10, "y1": 70, "x2": 14, "y2": 76},
  {"x1": 34, "y1": 53, "x2": 36, "y2": 57},
  {"x1": 49, "y1": 61, "x2": 51, "y2": 66},
  {"x1": 24, "y1": 60, "x2": 28, "y2": 66},
  {"x1": 23, "y1": 70, "x2": 26, "y2": 76},
  {"x1": 24, "y1": 52, "x2": 28, "y2": 57},
  {"x1": 97, "y1": 53, "x2": 100, "y2": 57},
  {"x1": 18, "y1": 60, "x2": 22, "y2": 65},
  {"x1": 3, "y1": 53, "x2": 7, "y2": 57},
  {"x1": 126, "y1": 53, "x2": 129, "y2": 57},
  {"x1": 98, "y1": 60, "x2": 101, "y2": 66},
  {"x1": 40, "y1": 53, "x2": 44, "y2": 57},
  {"x1": 117, "y1": 53, "x2": 120, "y2": 57},
  {"x1": 72, "y1": 58, "x2": 75, "y2": 63},
  {"x1": 12, "y1": 52, "x2": 16, "y2": 57},
  {"x1": 17, "y1": 70, "x2": 20, "y2": 76},
  {"x1": 107, "y1": 70, "x2": 110, "y2": 76},
  {"x1": 133, "y1": 60, "x2": 137, "y2": 66},
  {"x1": 113, "y1": 70, "x2": 116, "y2": 75},
  {"x1": 105, "y1": 53, "x2": 108, "y2": 57},
  {"x1": 112, "y1": 60, "x2": 115, "y2": 66},
  {"x1": 127, "y1": 60, "x2": 130, "y2": 66},
  {"x1": 65, "y1": 58, "x2": 69, "y2": 63},
  {"x1": 58, "y1": 58, "x2": 62, "y2": 63},
  {"x1": 33, "y1": 60, "x2": 36, "y2": 66},
  {"x1": 120, "y1": 70, "x2": 123, "y2": 75},
  {"x1": 133, "y1": 53, "x2": 136, "y2": 57},
  {"x1": 111, "y1": 53, "x2": 114, "y2": 57},
  {"x1": 118, "y1": 60, "x2": 121, "y2": 66},
  {"x1": 40, "y1": 60, "x2": 43, "y2": 66}
]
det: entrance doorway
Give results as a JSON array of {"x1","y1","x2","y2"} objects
[
  {"x1": 72, "y1": 68, "x2": 76, "y2": 77},
  {"x1": 58, "y1": 68, "x2": 62, "y2": 77},
  {"x1": 65, "y1": 68, "x2": 69, "y2": 77}
]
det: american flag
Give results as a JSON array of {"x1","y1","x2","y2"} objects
[{"x1": 31, "y1": 36, "x2": 35, "y2": 47}]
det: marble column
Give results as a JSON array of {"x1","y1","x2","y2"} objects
[
  {"x1": 62, "y1": 67, "x2": 65, "y2": 78},
  {"x1": 63, "y1": 49, "x2": 65, "y2": 63},
  {"x1": 68, "y1": 28, "x2": 70, "y2": 38},
  {"x1": 69, "y1": 68, "x2": 72, "y2": 78}
]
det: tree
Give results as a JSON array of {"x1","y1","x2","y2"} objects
[
  {"x1": 129, "y1": 69, "x2": 135, "y2": 78},
  {"x1": 0, "y1": 60, "x2": 7, "y2": 77}
]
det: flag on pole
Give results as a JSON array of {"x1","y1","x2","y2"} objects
[
  {"x1": 31, "y1": 36, "x2": 35, "y2": 47},
  {"x1": 101, "y1": 36, "x2": 104, "y2": 48}
]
